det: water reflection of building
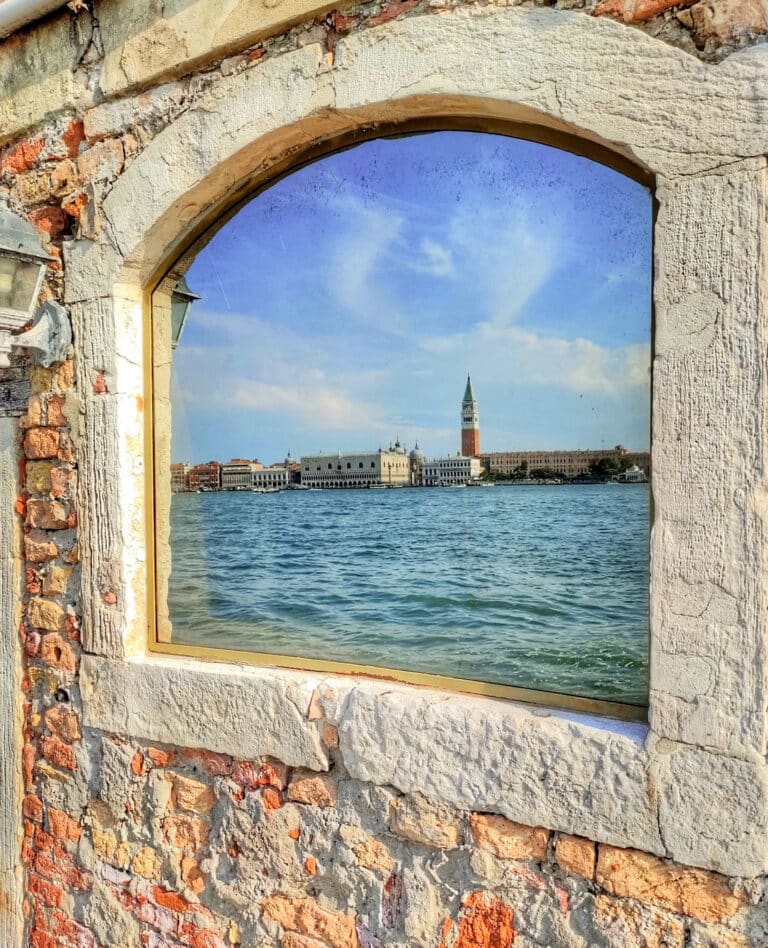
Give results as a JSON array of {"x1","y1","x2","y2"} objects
[
  {"x1": 422, "y1": 455, "x2": 482, "y2": 487},
  {"x1": 300, "y1": 444, "x2": 410, "y2": 488}
]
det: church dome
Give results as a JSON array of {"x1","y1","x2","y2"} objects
[{"x1": 409, "y1": 443, "x2": 426, "y2": 462}]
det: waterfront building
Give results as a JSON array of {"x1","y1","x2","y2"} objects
[
  {"x1": 170, "y1": 462, "x2": 190, "y2": 493},
  {"x1": 422, "y1": 454, "x2": 482, "y2": 487},
  {"x1": 481, "y1": 445, "x2": 650, "y2": 479},
  {"x1": 461, "y1": 374, "x2": 480, "y2": 457},
  {"x1": 187, "y1": 461, "x2": 221, "y2": 490},
  {"x1": 300, "y1": 446, "x2": 410, "y2": 488},
  {"x1": 616, "y1": 464, "x2": 648, "y2": 483},
  {"x1": 220, "y1": 461, "x2": 257, "y2": 490},
  {"x1": 253, "y1": 466, "x2": 290, "y2": 489},
  {"x1": 409, "y1": 443, "x2": 426, "y2": 486}
]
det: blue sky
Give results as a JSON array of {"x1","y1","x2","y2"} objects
[{"x1": 171, "y1": 132, "x2": 651, "y2": 465}]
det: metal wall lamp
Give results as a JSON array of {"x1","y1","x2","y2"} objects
[
  {"x1": 170, "y1": 276, "x2": 201, "y2": 349},
  {"x1": 0, "y1": 195, "x2": 71, "y2": 368}
]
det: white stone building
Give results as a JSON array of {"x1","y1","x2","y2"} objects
[
  {"x1": 300, "y1": 446, "x2": 410, "y2": 488},
  {"x1": 252, "y1": 466, "x2": 290, "y2": 489},
  {"x1": 422, "y1": 454, "x2": 483, "y2": 487},
  {"x1": 220, "y1": 461, "x2": 257, "y2": 489}
]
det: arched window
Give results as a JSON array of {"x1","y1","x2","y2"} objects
[{"x1": 155, "y1": 129, "x2": 651, "y2": 715}]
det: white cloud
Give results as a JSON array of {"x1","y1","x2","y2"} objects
[
  {"x1": 408, "y1": 238, "x2": 454, "y2": 277},
  {"x1": 230, "y1": 380, "x2": 384, "y2": 430},
  {"x1": 420, "y1": 321, "x2": 650, "y2": 396}
]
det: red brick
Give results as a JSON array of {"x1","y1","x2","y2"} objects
[
  {"x1": 24, "y1": 428, "x2": 60, "y2": 460},
  {"x1": 23, "y1": 793, "x2": 44, "y2": 822},
  {"x1": 181, "y1": 747, "x2": 232, "y2": 776},
  {"x1": 593, "y1": 0, "x2": 694, "y2": 21},
  {"x1": 28, "y1": 873, "x2": 63, "y2": 908},
  {"x1": 24, "y1": 629, "x2": 41, "y2": 657},
  {"x1": 184, "y1": 928, "x2": 227, "y2": 948},
  {"x1": 63, "y1": 192, "x2": 88, "y2": 220},
  {"x1": 39, "y1": 735, "x2": 76, "y2": 771},
  {"x1": 45, "y1": 706, "x2": 82, "y2": 742},
  {"x1": 27, "y1": 498, "x2": 69, "y2": 529},
  {"x1": 153, "y1": 885, "x2": 191, "y2": 913},
  {"x1": 440, "y1": 891, "x2": 516, "y2": 948},
  {"x1": 1, "y1": 137, "x2": 44, "y2": 174},
  {"x1": 49, "y1": 807, "x2": 82, "y2": 842},
  {"x1": 23, "y1": 741, "x2": 36, "y2": 789},
  {"x1": 58, "y1": 120, "x2": 85, "y2": 159},
  {"x1": 332, "y1": 11, "x2": 357, "y2": 30},
  {"x1": 368, "y1": 0, "x2": 419, "y2": 26},
  {"x1": 30, "y1": 929, "x2": 57, "y2": 948},
  {"x1": 49, "y1": 466, "x2": 74, "y2": 498},
  {"x1": 28, "y1": 206, "x2": 67, "y2": 242},
  {"x1": 46, "y1": 395, "x2": 67, "y2": 427},
  {"x1": 50, "y1": 908, "x2": 95, "y2": 947},
  {"x1": 147, "y1": 747, "x2": 173, "y2": 767},
  {"x1": 35, "y1": 842, "x2": 91, "y2": 891},
  {"x1": 25, "y1": 534, "x2": 59, "y2": 563},
  {"x1": 262, "y1": 786, "x2": 282, "y2": 811},
  {"x1": 40, "y1": 633, "x2": 77, "y2": 673}
]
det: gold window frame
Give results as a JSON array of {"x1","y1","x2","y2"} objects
[{"x1": 147, "y1": 117, "x2": 654, "y2": 724}]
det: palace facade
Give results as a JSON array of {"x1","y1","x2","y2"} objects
[{"x1": 300, "y1": 445, "x2": 410, "y2": 488}]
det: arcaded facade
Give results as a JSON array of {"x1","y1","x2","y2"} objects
[{"x1": 2, "y1": 1, "x2": 768, "y2": 947}]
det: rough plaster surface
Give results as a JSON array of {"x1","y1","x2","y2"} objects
[
  {"x1": 0, "y1": 2, "x2": 748, "y2": 883},
  {"x1": 81, "y1": 655, "x2": 328, "y2": 770},
  {"x1": 81, "y1": 653, "x2": 768, "y2": 877},
  {"x1": 0, "y1": 419, "x2": 22, "y2": 948},
  {"x1": 95, "y1": 0, "x2": 340, "y2": 97},
  {"x1": 58, "y1": 4, "x2": 768, "y2": 879}
]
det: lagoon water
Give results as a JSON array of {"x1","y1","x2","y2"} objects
[{"x1": 169, "y1": 484, "x2": 649, "y2": 705}]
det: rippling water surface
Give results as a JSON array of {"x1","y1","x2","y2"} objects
[{"x1": 169, "y1": 485, "x2": 649, "y2": 705}]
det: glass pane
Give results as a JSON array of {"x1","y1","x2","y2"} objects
[
  {"x1": 0, "y1": 256, "x2": 39, "y2": 316},
  {"x1": 157, "y1": 131, "x2": 651, "y2": 708}
]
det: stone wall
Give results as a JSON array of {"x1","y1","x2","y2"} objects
[
  {"x1": 3, "y1": 0, "x2": 768, "y2": 945},
  {"x1": 16, "y1": 729, "x2": 768, "y2": 946}
]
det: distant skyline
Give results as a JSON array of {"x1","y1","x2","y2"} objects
[{"x1": 170, "y1": 131, "x2": 652, "y2": 464}]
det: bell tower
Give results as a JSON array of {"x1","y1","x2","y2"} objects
[{"x1": 461, "y1": 375, "x2": 480, "y2": 457}]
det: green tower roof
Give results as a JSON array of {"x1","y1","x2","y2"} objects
[{"x1": 463, "y1": 374, "x2": 476, "y2": 403}]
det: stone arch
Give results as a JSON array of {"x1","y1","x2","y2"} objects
[{"x1": 67, "y1": 1, "x2": 768, "y2": 877}]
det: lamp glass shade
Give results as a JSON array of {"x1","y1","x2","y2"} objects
[
  {"x1": 170, "y1": 295, "x2": 191, "y2": 348},
  {"x1": 170, "y1": 277, "x2": 201, "y2": 349},
  {"x1": 0, "y1": 254, "x2": 45, "y2": 328},
  {"x1": 0, "y1": 254, "x2": 45, "y2": 326}
]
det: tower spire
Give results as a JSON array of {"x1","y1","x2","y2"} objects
[{"x1": 461, "y1": 374, "x2": 480, "y2": 457}]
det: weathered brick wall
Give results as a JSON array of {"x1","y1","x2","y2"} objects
[
  {"x1": 17, "y1": 728, "x2": 768, "y2": 946},
  {"x1": 3, "y1": 1, "x2": 768, "y2": 946}
]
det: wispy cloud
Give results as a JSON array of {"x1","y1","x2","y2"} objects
[
  {"x1": 178, "y1": 132, "x2": 652, "y2": 462},
  {"x1": 407, "y1": 238, "x2": 454, "y2": 277}
]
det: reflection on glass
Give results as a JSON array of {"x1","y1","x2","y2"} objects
[{"x1": 158, "y1": 131, "x2": 652, "y2": 707}]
